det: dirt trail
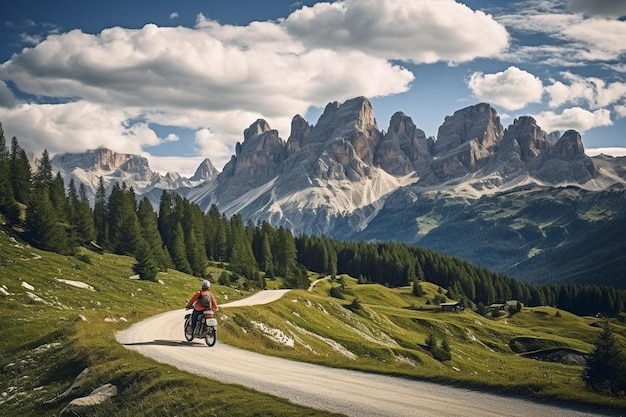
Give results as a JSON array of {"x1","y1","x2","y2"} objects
[{"x1": 117, "y1": 290, "x2": 609, "y2": 417}]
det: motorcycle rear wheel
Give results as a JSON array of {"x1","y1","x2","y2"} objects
[{"x1": 205, "y1": 328, "x2": 216, "y2": 347}]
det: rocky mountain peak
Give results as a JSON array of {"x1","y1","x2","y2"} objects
[
  {"x1": 189, "y1": 158, "x2": 219, "y2": 182},
  {"x1": 287, "y1": 114, "x2": 312, "y2": 154},
  {"x1": 531, "y1": 129, "x2": 596, "y2": 183},
  {"x1": 433, "y1": 103, "x2": 502, "y2": 156},
  {"x1": 314, "y1": 96, "x2": 378, "y2": 143},
  {"x1": 421, "y1": 103, "x2": 503, "y2": 183},
  {"x1": 243, "y1": 119, "x2": 272, "y2": 142},
  {"x1": 51, "y1": 148, "x2": 149, "y2": 173},
  {"x1": 218, "y1": 119, "x2": 287, "y2": 202},
  {"x1": 551, "y1": 130, "x2": 586, "y2": 160},
  {"x1": 375, "y1": 112, "x2": 429, "y2": 175},
  {"x1": 503, "y1": 116, "x2": 549, "y2": 161}
]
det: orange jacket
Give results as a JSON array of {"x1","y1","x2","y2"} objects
[{"x1": 187, "y1": 290, "x2": 218, "y2": 311}]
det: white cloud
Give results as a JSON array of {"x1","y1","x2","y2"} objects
[
  {"x1": 585, "y1": 147, "x2": 626, "y2": 157},
  {"x1": 497, "y1": 8, "x2": 626, "y2": 64},
  {"x1": 532, "y1": 107, "x2": 613, "y2": 133},
  {"x1": 467, "y1": 66, "x2": 543, "y2": 111},
  {"x1": 283, "y1": 0, "x2": 509, "y2": 64},
  {"x1": 568, "y1": 0, "x2": 626, "y2": 17},
  {"x1": 164, "y1": 133, "x2": 179, "y2": 142},
  {"x1": 615, "y1": 104, "x2": 626, "y2": 118},
  {"x1": 0, "y1": 81, "x2": 19, "y2": 108},
  {"x1": 0, "y1": 101, "x2": 160, "y2": 157},
  {"x1": 546, "y1": 72, "x2": 626, "y2": 109},
  {"x1": 561, "y1": 18, "x2": 626, "y2": 61},
  {"x1": 169, "y1": 12, "x2": 179, "y2": 20},
  {"x1": 0, "y1": 19, "x2": 415, "y2": 171},
  {"x1": 194, "y1": 128, "x2": 234, "y2": 171},
  {"x1": 147, "y1": 155, "x2": 205, "y2": 177}
]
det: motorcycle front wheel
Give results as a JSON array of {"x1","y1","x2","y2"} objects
[
  {"x1": 205, "y1": 328, "x2": 216, "y2": 347},
  {"x1": 184, "y1": 320, "x2": 194, "y2": 342}
]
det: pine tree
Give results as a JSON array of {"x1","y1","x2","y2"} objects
[
  {"x1": 229, "y1": 214, "x2": 257, "y2": 278},
  {"x1": 181, "y1": 199, "x2": 208, "y2": 276},
  {"x1": 93, "y1": 176, "x2": 108, "y2": 247},
  {"x1": 261, "y1": 231, "x2": 274, "y2": 277},
  {"x1": 137, "y1": 197, "x2": 171, "y2": 271},
  {"x1": 9, "y1": 136, "x2": 31, "y2": 204},
  {"x1": 0, "y1": 124, "x2": 18, "y2": 223},
  {"x1": 75, "y1": 182, "x2": 96, "y2": 245},
  {"x1": 32, "y1": 149, "x2": 53, "y2": 192},
  {"x1": 133, "y1": 238, "x2": 159, "y2": 281},
  {"x1": 49, "y1": 172, "x2": 69, "y2": 223},
  {"x1": 582, "y1": 321, "x2": 626, "y2": 396},
  {"x1": 26, "y1": 190, "x2": 70, "y2": 254},
  {"x1": 105, "y1": 182, "x2": 142, "y2": 255},
  {"x1": 25, "y1": 150, "x2": 71, "y2": 254},
  {"x1": 158, "y1": 190, "x2": 174, "y2": 250},
  {"x1": 170, "y1": 222, "x2": 192, "y2": 274}
]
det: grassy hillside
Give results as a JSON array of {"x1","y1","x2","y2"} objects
[
  {"x1": 1, "y1": 224, "x2": 625, "y2": 416},
  {"x1": 220, "y1": 277, "x2": 626, "y2": 411},
  {"x1": 0, "y1": 227, "x2": 338, "y2": 417}
]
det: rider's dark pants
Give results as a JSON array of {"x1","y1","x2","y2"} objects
[{"x1": 191, "y1": 310, "x2": 202, "y2": 333}]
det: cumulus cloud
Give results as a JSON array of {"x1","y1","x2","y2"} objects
[
  {"x1": 169, "y1": 12, "x2": 179, "y2": 20},
  {"x1": 194, "y1": 128, "x2": 234, "y2": 171},
  {"x1": 467, "y1": 66, "x2": 543, "y2": 111},
  {"x1": 585, "y1": 147, "x2": 626, "y2": 157},
  {"x1": 0, "y1": 101, "x2": 160, "y2": 156},
  {"x1": 164, "y1": 133, "x2": 179, "y2": 142},
  {"x1": 546, "y1": 72, "x2": 626, "y2": 109},
  {"x1": 532, "y1": 107, "x2": 612, "y2": 133},
  {"x1": 0, "y1": 81, "x2": 19, "y2": 108},
  {"x1": 283, "y1": 0, "x2": 509, "y2": 64},
  {"x1": 0, "y1": 18, "x2": 415, "y2": 170},
  {"x1": 615, "y1": 104, "x2": 626, "y2": 118},
  {"x1": 568, "y1": 0, "x2": 626, "y2": 17},
  {"x1": 148, "y1": 155, "x2": 205, "y2": 177},
  {"x1": 561, "y1": 18, "x2": 626, "y2": 61}
]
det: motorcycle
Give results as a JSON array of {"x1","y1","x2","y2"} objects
[{"x1": 184, "y1": 308, "x2": 218, "y2": 347}]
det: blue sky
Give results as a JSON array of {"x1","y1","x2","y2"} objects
[{"x1": 1, "y1": 0, "x2": 625, "y2": 176}]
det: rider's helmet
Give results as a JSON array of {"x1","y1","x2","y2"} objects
[{"x1": 201, "y1": 280, "x2": 210, "y2": 290}]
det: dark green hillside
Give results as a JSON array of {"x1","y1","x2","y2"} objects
[{"x1": 360, "y1": 183, "x2": 626, "y2": 288}]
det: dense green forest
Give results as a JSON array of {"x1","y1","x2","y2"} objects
[{"x1": 1, "y1": 126, "x2": 625, "y2": 317}]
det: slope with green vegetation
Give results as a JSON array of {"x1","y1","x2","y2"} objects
[
  {"x1": 2, "y1": 225, "x2": 626, "y2": 416},
  {"x1": 0, "y1": 228, "x2": 338, "y2": 417},
  {"x1": 219, "y1": 275, "x2": 626, "y2": 411}
]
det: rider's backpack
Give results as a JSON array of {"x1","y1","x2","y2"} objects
[{"x1": 198, "y1": 292, "x2": 212, "y2": 309}]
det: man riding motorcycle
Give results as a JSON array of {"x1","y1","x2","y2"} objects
[{"x1": 186, "y1": 280, "x2": 218, "y2": 334}]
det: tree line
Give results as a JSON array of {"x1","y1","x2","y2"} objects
[{"x1": 1, "y1": 126, "x2": 625, "y2": 317}]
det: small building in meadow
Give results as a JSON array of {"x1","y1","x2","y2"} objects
[{"x1": 441, "y1": 301, "x2": 463, "y2": 312}]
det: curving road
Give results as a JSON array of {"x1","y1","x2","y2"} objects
[{"x1": 117, "y1": 290, "x2": 611, "y2": 417}]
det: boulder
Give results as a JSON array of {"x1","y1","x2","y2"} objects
[{"x1": 59, "y1": 383, "x2": 117, "y2": 417}]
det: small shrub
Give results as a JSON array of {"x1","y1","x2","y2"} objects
[
  {"x1": 218, "y1": 271, "x2": 230, "y2": 286},
  {"x1": 424, "y1": 334, "x2": 451, "y2": 361},
  {"x1": 348, "y1": 297, "x2": 362, "y2": 311},
  {"x1": 75, "y1": 253, "x2": 92, "y2": 264},
  {"x1": 329, "y1": 286, "x2": 344, "y2": 299},
  {"x1": 412, "y1": 282, "x2": 425, "y2": 297}
]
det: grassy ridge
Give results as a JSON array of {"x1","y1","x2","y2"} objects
[
  {"x1": 220, "y1": 278, "x2": 626, "y2": 411},
  {"x1": 0, "y1": 228, "x2": 339, "y2": 417},
  {"x1": 1, "y1": 225, "x2": 626, "y2": 415}
]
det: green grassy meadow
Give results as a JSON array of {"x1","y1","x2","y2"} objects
[{"x1": 1, "y1": 226, "x2": 625, "y2": 416}]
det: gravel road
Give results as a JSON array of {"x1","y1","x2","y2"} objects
[{"x1": 116, "y1": 290, "x2": 613, "y2": 417}]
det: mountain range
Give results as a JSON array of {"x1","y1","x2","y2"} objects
[{"x1": 51, "y1": 97, "x2": 626, "y2": 287}]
